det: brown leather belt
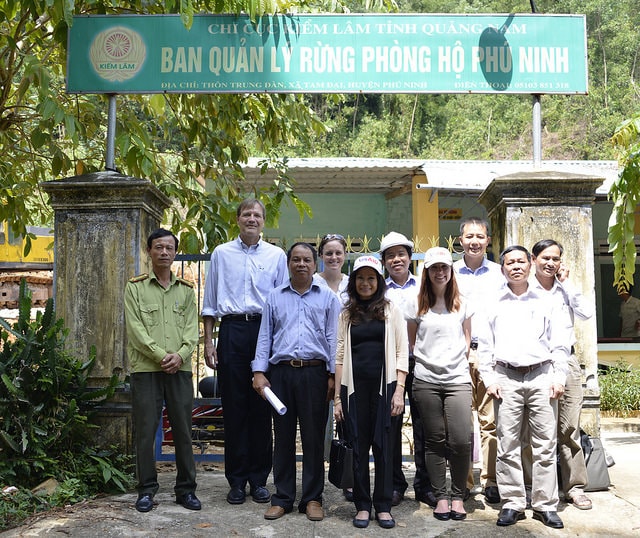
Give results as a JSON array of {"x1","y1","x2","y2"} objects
[
  {"x1": 496, "y1": 360, "x2": 551, "y2": 374},
  {"x1": 278, "y1": 359, "x2": 326, "y2": 368}
]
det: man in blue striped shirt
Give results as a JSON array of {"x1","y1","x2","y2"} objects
[{"x1": 252, "y1": 242, "x2": 341, "y2": 522}]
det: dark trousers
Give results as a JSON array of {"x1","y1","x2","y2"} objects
[
  {"x1": 217, "y1": 318, "x2": 272, "y2": 490},
  {"x1": 270, "y1": 363, "x2": 329, "y2": 512},
  {"x1": 391, "y1": 368, "x2": 431, "y2": 495},
  {"x1": 131, "y1": 371, "x2": 196, "y2": 497},
  {"x1": 413, "y1": 380, "x2": 472, "y2": 500},
  {"x1": 352, "y1": 377, "x2": 394, "y2": 514}
]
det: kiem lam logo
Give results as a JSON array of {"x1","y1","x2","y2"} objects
[{"x1": 89, "y1": 26, "x2": 146, "y2": 82}]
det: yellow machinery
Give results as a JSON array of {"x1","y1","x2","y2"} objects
[{"x1": 0, "y1": 223, "x2": 53, "y2": 308}]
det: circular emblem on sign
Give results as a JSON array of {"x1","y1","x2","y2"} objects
[{"x1": 89, "y1": 26, "x2": 146, "y2": 82}]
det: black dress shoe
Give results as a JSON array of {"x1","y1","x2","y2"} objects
[
  {"x1": 176, "y1": 492, "x2": 201, "y2": 510},
  {"x1": 135, "y1": 493, "x2": 154, "y2": 513},
  {"x1": 352, "y1": 516, "x2": 370, "y2": 528},
  {"x1": 343, "y1": 488, "x2": 354, "y2": 502},
  {"x1": 433, "y1": 510, "x2": 451, "y2": 521},
  {"x1": 226, "y1": 487, "x2": 246, "y2": 504},
  {"x1": 484, "y1": 486, "x2": 501, "y2": 504},
  {"x1": 450, "y1": 510, "x2": 467, "y2": 521},
  {"x1": 533, "y1": 510, "x2": 564, "y2": 529},
  {"x1": 496, "y1": 508, "x2": 525, "y2": 526},
  {"x1": 376, "y1": 514, "x2": 396, "y2": 529},
  {"x1": 416, "y1": 490, "x2": 437, "y2": 508},
  {"x1": 391, "y1": 490, "x2": 404, "y2": 506},
  {"x1": 250, "y1": 486, "x2": 271, "y2": 503}
]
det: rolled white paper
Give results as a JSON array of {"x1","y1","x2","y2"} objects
[{"x1": 263, "y1": 386, "x2": 287, "y2": 415}]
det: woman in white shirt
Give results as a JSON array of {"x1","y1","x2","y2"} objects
[
  {"x1": 315, "y1": 233, "x2": 349, "y2": 303},
  {"x1": 406, "y1": 247, "x2": 473, "y2": 522}
]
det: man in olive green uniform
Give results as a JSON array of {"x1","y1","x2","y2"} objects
[{"x1": 125, "y1": 228, "x2": 200, "y2": 513}]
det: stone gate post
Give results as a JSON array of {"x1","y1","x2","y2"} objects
[{"x1": 42, "y1": 171, "x2": 171, "y2": 452}]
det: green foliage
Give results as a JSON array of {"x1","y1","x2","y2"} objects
[
  {"x1": 599, "y1": 362, "x2": 640, "y2": 416},
  {"x1": 0, "y1": 280, "x2": 131, "y2": 494},
  {"x1": 0, "y1": 488, "x2": 48, "y2": 532},
  {"x1": 0, "y1": 0, "x2": 339, "y2": 253},
  {"x1": 608, "y1": 115, "x2": 640, "y2": 291}
]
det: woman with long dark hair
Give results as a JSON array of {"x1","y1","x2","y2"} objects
[
  {"x1": 406, "y1": 247, "x2": 473, "y2": 521},
  {"x1": 334, "y1": 255, "x2": 408, "y2": 529}
]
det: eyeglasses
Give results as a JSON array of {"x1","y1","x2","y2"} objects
[{"x1": 322, "y1": 234, "x2": 345, "y2": 241}]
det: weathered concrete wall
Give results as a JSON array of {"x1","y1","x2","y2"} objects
[
  {"x1": 479, "y1": 171, "x2": 603, "y2": 434},
  {"x1": 42, "y1": 171, "x2": 170, "y2": 452}
]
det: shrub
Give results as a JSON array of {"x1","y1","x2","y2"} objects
[
  {"x1": 0, "y1": 280, "x2": 134, "y2": 530},
  {"x1": 599, "y1": 361, "x2": 640, "y2": 416}
]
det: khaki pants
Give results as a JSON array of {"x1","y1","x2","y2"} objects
[
  {"x1": 495, "y1": 363, "x2": 559, "y2": 512},
  {"x1": 467, "y1": 348, "x2": 497, "y2": 489}
]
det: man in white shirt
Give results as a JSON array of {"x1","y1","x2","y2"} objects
[
  {"x1": 529, "y1": 239, "x2": 594, "y2": 510},
  {"x1": 380, "y1": 231, "x2": 434, "y2": 508},
  {"x1": 478, "y1": 245, "x2": 568, "y2": 529}
]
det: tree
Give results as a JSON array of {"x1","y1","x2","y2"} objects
[
  {"x1": 0, "y1": 0, "x2": 349, "y2": 253},
  {"x1": 608, "y1": 116, "x2": 640, "y2": 291}
]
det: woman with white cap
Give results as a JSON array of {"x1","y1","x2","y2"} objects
[
  {"x1": 406, "y1": 247, "x2": 473, "y2": 521},
  {"x1": 334, "y1": 255, "x2": 408, "y2": 529}
]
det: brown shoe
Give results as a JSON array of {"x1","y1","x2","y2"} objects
[
  {"x1": 305, "y1": 500, "x2": 324, "y2": 521},
  {"x1": 264, "y1": 505, "x2": 286, "y2": 520}
]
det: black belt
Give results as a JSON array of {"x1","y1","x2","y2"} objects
[
  {"x1": 221, "y1": 313, "x2": 262, "y2": 322},
  {"x1": 496, "y1": 360, "x2": 551, "y2": 374},
  {"x1": 277, "y1": 359, "x2": 326, "y2": 368},
  {"x1": 470, "y1": 341, "x2": 478, "y2": 350}
]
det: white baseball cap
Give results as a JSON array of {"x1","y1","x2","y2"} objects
[
  {"x1": 379, "y1": 231, "x2": 414, "y2": 254},
  {"x1": 423, "y1": 247, "x2": 453, "y2": 269},
  {"x1": 352, "y1": 255, "x2": 383, "y2": 275}
]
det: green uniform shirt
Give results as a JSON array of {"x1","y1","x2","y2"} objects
[{"x1": 124, "y1": 271, "x2": 199, "y2": 373}]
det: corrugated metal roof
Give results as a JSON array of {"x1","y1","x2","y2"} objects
[{"x1": 243, "y1": 157, "x2": 618, "y2": 196}]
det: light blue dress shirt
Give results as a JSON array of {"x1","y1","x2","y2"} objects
[
  {"x1": 201, "y1": 237, "x2": 288, "y2": 318},
  {"x1": 251, "y1": 281, "x2": 341, "y2": 373}
]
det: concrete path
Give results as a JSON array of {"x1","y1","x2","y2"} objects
[{"x1": 3, "y1": 423, "x2": 639, "y2": 537}]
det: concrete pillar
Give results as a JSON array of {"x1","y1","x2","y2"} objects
[
  {"x1": 42, "y1": 171, "x2": 171, "y2": 452},
  {"x1": 478, "y1": 170, "x2": 603, "y2": 435}
]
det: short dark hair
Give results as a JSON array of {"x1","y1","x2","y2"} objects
[
  {"x1": 287, "y1": 242, "x2": 317, "y2": 264},
  {"x1": 459, "y1": 217, "x2": 490, "y2": 236},
  {"x1": 237, "y1": 198, "x2": 266, "y2": 219},
  {"x1": 532, "y1": 239, "x2": 563, "y2": 257},
  {"x1": 500, "y1": 245, "x2": 530, "y2": 265},
  {"x1": 147, "y1": 228, "x2": 178, "y2": 250}
]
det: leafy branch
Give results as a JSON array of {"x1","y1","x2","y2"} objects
[{"x1": 608, "y1": 115, "x2": 640, "y2": 291}]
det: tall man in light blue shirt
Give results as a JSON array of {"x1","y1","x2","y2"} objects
[
  {"x1": 252, "y1": 242, "x2": 341, "y2": 522},
  {"x1": 453, "y1": 217, "x2": 505, "y2": 504},
  {"x1": 202, "y1": 199, "x2": 288, "y2": 506}
]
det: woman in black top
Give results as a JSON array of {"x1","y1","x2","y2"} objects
[{"x1": 334, "y1": 255, "x2": 408, "y2": 529}]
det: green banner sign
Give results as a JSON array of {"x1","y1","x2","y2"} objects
[{"x1": 67, "y1": 13, "x2": 588, "y2": 95}]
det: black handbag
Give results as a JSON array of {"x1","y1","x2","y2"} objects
[{"x1": 328, "y1": 422, "x2": 353, "y2": 489}]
